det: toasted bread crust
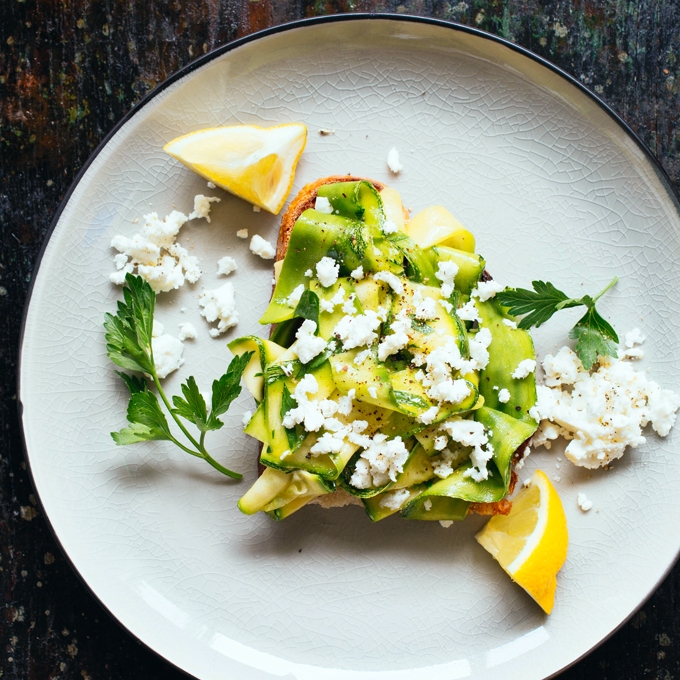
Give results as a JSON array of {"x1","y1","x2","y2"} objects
[{"x1": 276, "y1": 175, "x2": 385, "y2": 261}]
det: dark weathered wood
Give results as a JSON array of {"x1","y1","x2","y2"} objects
[{"x1": 2, "y1": 1, "x2": 680, "y2": 678}]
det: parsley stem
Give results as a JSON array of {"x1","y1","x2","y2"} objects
[
  {"x1": 202, "y1": 450, "x2": 243, "y2": 479},
  {"x1": 592, "y1": 276, "x2": 618, "y2": 303},
  {"x1": 151, "y1": 373, "x2": 203, "y2": 453}
]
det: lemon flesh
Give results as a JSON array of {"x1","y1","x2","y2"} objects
[
  {"x1": 476, "y1": 470, "x2": 568, "y2": 614},
  {"x1": 405, "y1": 205, "x2": 476, "y2": 252},
  {"x1": 163, "y1": 123, "x2": 307, "y2": 214}
]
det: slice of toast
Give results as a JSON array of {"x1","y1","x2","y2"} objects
[{"x1": 267, "y1": 176, "x2": 518, "y2": 515}]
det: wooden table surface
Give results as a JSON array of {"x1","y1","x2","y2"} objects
[{"x1": 2, "y1": 1, "x2": 680, "y2": 678}]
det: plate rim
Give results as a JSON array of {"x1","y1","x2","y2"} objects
[{"x1": 16, "y1": 12, "x2": 680, "y2": 680}]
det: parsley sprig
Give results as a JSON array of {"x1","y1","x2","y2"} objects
[
  {"x1": 104, "y1": 273, "x2": 252, "y2": 479},
  {"x1": 496, "y1": 276, "x2": 619, "y2": 370}
]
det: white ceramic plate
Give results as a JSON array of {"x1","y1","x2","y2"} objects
[{"x1": 19, "y1": 15, "x2": 680, "y2": 680}]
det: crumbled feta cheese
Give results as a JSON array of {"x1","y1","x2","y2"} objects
[
  {"x1": 110, "y1": 197, "x2": 216, "y2": 292},
  {"x1": 349, "y1": 434, "x2": 409, "y2": 488},
  {"x1": 577, "y1": 493, "x2": 593, "y2": 512},
  {"x1": 236, "y1": 229, "x2": 248, "y2": 239},
  {"x1": 286, "y1": 284, "x2": 305, "y2": 308},
  {"x1": 320, "y1": 287, "x2": 346, "y2": 314},
  {"x1": 497, "y1": 388, "x2": 511, "y2": 404},
  {"x1": 217, "y1": 256, "x2": 238, "y2": 276},
  {"x1": 374, "y1": 271, "x2": 404, "y2": 295},
  {"x1": 342, "y1": 294, "x2": 358, "y2": 315},
  {"x1": 378, "y1": 310, "x2": 411, "y2": 361},
  {"x1": 435, "y1": 260, "x2": 459, "y2": 298},
  {"x1": 512, "y1": 358, "x2": 536, "y2": 379},
  {"x1": 177, "y1": 322, "x2": 197, "y2": 341},
  {"x1": 333, "y1": 310, "x2": 382, "y2": 350},
  {"x1": 502, "y1": 318, "x2": 517, "y2": 329},
  {"x1": 207, "y1": 181, "x2": 216, "y2": 189},
  {"x1": 457, "y1": 300, "x2": 481, "y2": 323},
  {"x1": 337, "y1": 389, "x2": 355, "y2": 417},
  {"x1": 314, "y1": 196, "x2": 334, "y2": 214},
  {"x1": 354, "y1": 349, "x2": 371, "y2": 365},
  {"x1": 439, "y1": 417, "x2": 494, "y2": 482},
  {"x1": 350, "y1": 265, "x2": 364, "y2": 281},
  {"x1": 152, "y1": 320, "x2": 164, "y2": 337},
  {"x1": 416, "y1": 337, "x2": 473, "y2": 405},
  {"x1": 252, "y1": 205, "x2": 261, "y2": 213},
  {"x1": 152, "y1": 333, "x2": 184, "y2": 379},
  {"x1": 282, "y1": 374, "x2": 322, "y2": 431},
  {"x1": 532, "y1": 341, "x2": 680, "y2": 468},
  {"x1": 468, "y1": 328, "x2": 492, "y2": 371},
  {"x1": 304, "y1": 269, "x2": 313, "y2": 277},
  {"x1": 315, "y1": 256, "x2": 339, "y2": 287},
  {"x1": 412, "y1": 288, "x2": 437, "y2": 320},
  {"x1": 439, "y1": 520, "x2": 454, "y2": 528},
  {"x1": 418, "y1": 406, "x2": 440, "y2": 425},
  {"x1": 368, "y1": 386, "x2": 378, "y2": 399},
  {"x1": 379, "y1": 488, "x2": 411, "y2": 510},
  {"x1": 382, "y1": 219, "x2": 399, "y2": 234},
  {"x1": 471, "y1": 280, "x2": 505, "y2": 302},
  {"x1": 294, "y1": 319, "x2": 327, "y2": 364},
  {"x1": 198, "y1": 282, "x2": 239, "y2": 336},
  {"x1": 242, "y1": 410, "x2": 252, "y2": 426},
  {"x1": 189, "y1": 194, "x2": 220, "y2": 222},
  {"x1": 621, "y1": 328, "x2": 646, "y2": 359},
  {"x1": 424, "y1": 499, "x2": 433, "y2": 511},
  {"x1": 249, "y1": 234, "x2": 276, "y2": 259},
  {"x1": 439, "y1": 299, "x2": 453, "y2": 314},
  {"x1": 433, "y1": 435, "x2": 448, "y2": 451},
  {"x1": 387, "y1": 147, "x2": 403, "y2": 174}
]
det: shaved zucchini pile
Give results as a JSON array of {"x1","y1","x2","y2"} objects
[{"x1": 231, "y1": 180, "x2": 538, "y2": 521}]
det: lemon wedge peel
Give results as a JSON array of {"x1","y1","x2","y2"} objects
[
  {"x1": 163, "y1": 123, "x2": 308, "y2": 215},
  {"x1": 476, "y1": 470, "x2": 568, "y2": 614}
]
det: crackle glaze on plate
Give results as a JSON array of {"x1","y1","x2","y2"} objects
[{"x1": 19, "y1": 16, "x2": 680, "y2": 680}]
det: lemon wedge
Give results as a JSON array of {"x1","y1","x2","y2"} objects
[
  {"x1": 163, "y1": 123, "x2": 307, "y2": 214},
  {"x1": 476, "y1": 470, "x2": 568, "y2": 614}
]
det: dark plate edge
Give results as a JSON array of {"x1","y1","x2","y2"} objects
[{"x1": 15, "y1": 12, "x2": 680, "y2": 680}]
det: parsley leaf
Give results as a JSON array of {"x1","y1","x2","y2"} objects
[
  {"x1": 569, "y1": 307, "x2": 619, "y2": 370},
  {"x1": 112, "y1": 391, "x2": 172, "y2": 444},
  {"x1": 106, "y1": 274, "x2": 250, "y2": 479},
  {"x1": 496, "y1": 281, "x2": 582, "y2": 329},
  {"x1": 207, "y1": 352, "x2": 253, "y2": 430},
  {"x1": 172, "y1": 376, "x2": 208, "y2": 431},
  {"x1": 497, "y1": 276, "x2": 619, "y2": 369}
]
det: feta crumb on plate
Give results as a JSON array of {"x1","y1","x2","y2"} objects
[
  {"x1": 110, "y1": 195, "x2": 219, "y2": 293},
  {"x1": 577, "y1": 493, "x2": 593, "y2": 512},
  {"x1": 387, "y1": 147, "x2": 403, "y2": 173},
  {"x1": 217, "y1": 256, "x2": 238, "y2": 276},
  {"x1": 152, "y1": 334, "x2": 184, "y2": 379},
  {"x1": 177, "y1": 322, "x2": 197, "y2": 341},
  {"x1": 252, "y1": 205, "x2": 261, "y2": 213},
  {"x1": 249, "y1": 234, "x2": 276, "y2": 259},
  {"x1": 532, "y1": 337, "x2": 680, "y2": 468},
  {"x1": 236, "y1": 228, "x2": 248, "y2": 239},
  {"x1": 198, "y1": 282, "x2": 239, "y2": 337}
]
